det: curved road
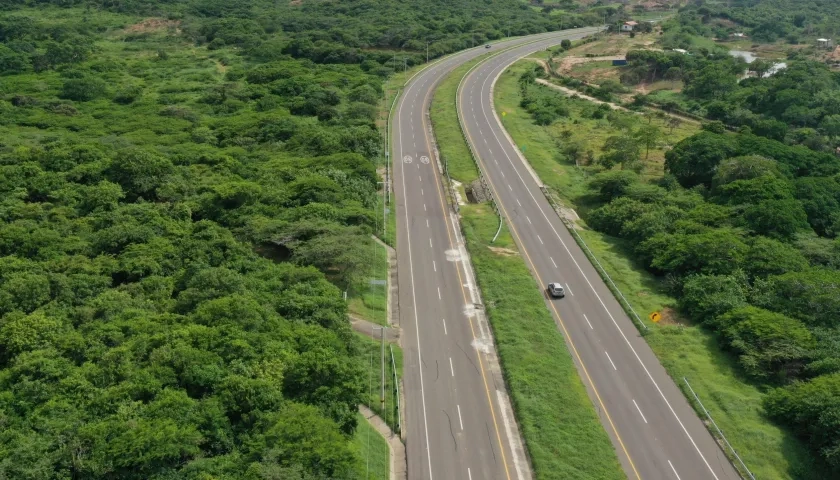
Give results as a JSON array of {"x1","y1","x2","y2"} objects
[
  {"x1": 391, "y1": 28, "x2": 601, "y2": 480},
  {"x1": 457, "y1": 35, "x2": 742, "y2": 480}
]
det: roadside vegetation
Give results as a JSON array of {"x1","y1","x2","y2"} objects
[
  {"x1": 430, "y1": 56, "x2": 625, "y2": 480},
  {"x1": 357, "y1": 334, "x2": 403, "y2": 435},
  {"x1": 0, "y1": 0, "x2": 608, "y2": 476},
  {"x1": 497, "y1": 20, "x2": 840, "y2": 476},
  {"x1": 353, "y1": 412, "x2": 390, "y2": 480}
]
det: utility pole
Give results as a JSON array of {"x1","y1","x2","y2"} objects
[
  {"x1": 373, "y1": 326, "x2": 386, "y2": 411},
  {"x1": 381, "y1": 326, "x2": 386, "y2": 410}
]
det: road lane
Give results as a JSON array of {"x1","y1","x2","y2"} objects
[
  {"x1": 456, "y1": 38, "x2": 742, "y2": 480},
  {"x1": 391, "y1": 28, "x2": 602, "y2": 480}
]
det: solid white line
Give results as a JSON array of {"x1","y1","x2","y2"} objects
[
  {"x1": 668, "y1": 460, "x2": 682, "y2": 480},
  {"x1": 433, "y1": 260, "x2": 437, "y2": 272},
  {"x1": 566, "y1": 283, "x2": 573, "y2": 296},
  {"x1": 605, "y1": 351, "x2": 617, "y2": 370},
  {"x1": 526, "y1": 216, "x2": 532, "y2": 224},
  {"x1": 449, "y1": 357, "x2": 455, "y2": 377},
  {"x1": 438, "y1": 287, "x2": 441, "y2": 300},
  {"x1": 584, "y1": 314, "x2": 593, "y2": 329},
  {"x1": 457, "y1": 404, "x2": 464, "y2": 430},
  {"x1": 395, "y1": 84, "x2": 434, "y2": 480},
  {"x1": 537, "y1": 235, "x2": 543, "y2": 245},
  {"x1": 497, "y1": 389, "x2": 527, "y2": 480},
  {"x1": 473, "y1": 58, "x2": 723, "y2": 480},
  {"x1": 442, "y1": 318, "x2": 447, "y2": 335},
  {"x1": 633, "y1": 399, "x2": 648, "y2": 424},
  {"x1": 550, "y1": 257, "x2": 557, "y2": 268}
]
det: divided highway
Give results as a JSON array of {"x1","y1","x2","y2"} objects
[
  {"x1": 456, "y1": 37, "x2": 742, "y2": 479},
  {"x1": 390, "y1": 28, "x2": 601, "y2": 480}
]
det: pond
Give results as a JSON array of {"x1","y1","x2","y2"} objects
[{"x1": 728, "y1": 49, "x2": 787, "y2": 77}]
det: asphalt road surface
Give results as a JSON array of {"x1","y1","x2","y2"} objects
[
  {"x1": 391, "y1": 28, "x2": 601, "y2": 480},
  {"x1": 456, "y1": 36, "x2": 743, "y2": 480}
]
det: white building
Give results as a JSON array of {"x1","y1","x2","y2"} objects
[{"x1": 621, "y1": 21, "x2": 638, "y2": 32}]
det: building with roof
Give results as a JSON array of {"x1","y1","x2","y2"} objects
[{"x1": 621, "y1": 21, "x2": 638, "y2": 32}]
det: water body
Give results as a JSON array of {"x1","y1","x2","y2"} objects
[{"x1": 729, "y1": 49, "x2": 787, "y2": 77}]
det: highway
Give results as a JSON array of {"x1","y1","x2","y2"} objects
[
  {"x1": 456, "y1": 36, "x2": 743, "y2": 480},
  {"x1": 391, "y1": 28, "x2": 601, "y2": 480}
]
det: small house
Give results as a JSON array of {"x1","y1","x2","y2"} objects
[
  {"x1": 673, "y1": 48, "x2": 689, "y2": 55},
  {"x1": 817, "y1": 38, "x2": 834, "y2": 49},
  {"x1": 731, "y1": 32, "x2": 747, "y2": 39},
  {"x1": 621, "y1": 21, "x2": 638, "y2": 32}
]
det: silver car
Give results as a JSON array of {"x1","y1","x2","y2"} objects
[{"x1": 547, "y1": 282, "x2": 565, "y2": 298}]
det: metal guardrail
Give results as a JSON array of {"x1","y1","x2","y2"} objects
[
  {"x1": 445, "y1": 31, "x2": 755, "y2": 480},
  {"x1": 541, "y1": 186, "x2": 648, "y2": 332},
  {"x1": 683, "y1": 377, "x2": 754, "y2": 480},
  {"x1": 391, "y1": 344, "x2": 401, "y2": 435}
]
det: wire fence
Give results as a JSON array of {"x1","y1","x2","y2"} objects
[{"x1": 683, "y1": 377, "x2": 755, "y2": 480}]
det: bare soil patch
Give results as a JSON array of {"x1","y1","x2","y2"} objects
[
  {"x1": 124, "y1": 18, "x2": 180, "y2": 34},
  {"x1": 657, "y1": 307, "x2": 687, "y2": 326},
  {"x1": 487, "y1": 246, "x2": 518, "y2": 257}
]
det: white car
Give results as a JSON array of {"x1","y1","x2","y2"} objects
[{"x1": 547, "y1": 283, "x2": 565, "y2": 298}]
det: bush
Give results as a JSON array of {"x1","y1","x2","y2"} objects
[
  {"x1": 680, "y1": 273, "x2": 748, "y2": 325},
  {"x1": 764, "y1": 373, "x2": 840, "y2": 473},
  {"x1": 59, "y1": 75, "x2": 108, "y2": 101},
  {"x1": 717, "y1": 306, "x2": 815, "y2": 380}
]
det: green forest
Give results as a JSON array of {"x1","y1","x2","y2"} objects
[
  {"x1": 559, "y1": 1, "x2": 840, "y2": 475},
  {"x1": 0, "y1": 0, "x2": 602, "y2": 478}
]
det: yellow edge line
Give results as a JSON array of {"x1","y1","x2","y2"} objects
[
  {"x1": 459, "y1": 54, "x2": 643, "y2": 480},
  {"x1": 419, "y1": 63, "x2": 514, "y2": 480}
]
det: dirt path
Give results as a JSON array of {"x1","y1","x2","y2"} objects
[
  {"x1": 350, "y1": 314, "x2": 400, "y2": 342},
  {"x1": 536, "y1": 78, "x2": 626, "y2": 110},
  {"x1": 535, "y1": 78, "x2": 702, "y2": 126}
]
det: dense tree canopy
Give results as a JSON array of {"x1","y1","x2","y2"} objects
[
  {"x1": 0, "y1": 0, "x2": 521, "y2": 475},
  {"x1": 586, "y1": 106, "x2": 840, "y2": 473}
]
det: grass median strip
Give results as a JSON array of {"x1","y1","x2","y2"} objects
[
  {"x1": 430, "y1": 58, "x2": 483, "y2": 185},
  {"x1": 461, "y1": 204, "x2": 624, "y2": 480},
  {"x1": 431, "y1": 55, "x2": 624, "y2": 479},
  {"x1": 494, "y1": 59, "x2": 818, "y2": 479}
]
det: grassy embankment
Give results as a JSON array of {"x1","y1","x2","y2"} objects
[
  {"x1": 494, "y1": 59, "x2": 819, "y2": 479},
  {"x1": 357, "y1": 333, "x2": 404, "y2": 435},
  {"x1": 353, "y1": 411, "x2": 390, "y2": 480},
  {"x1": 430, "y1": 54, "x2": 625, "y2": 480}
]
